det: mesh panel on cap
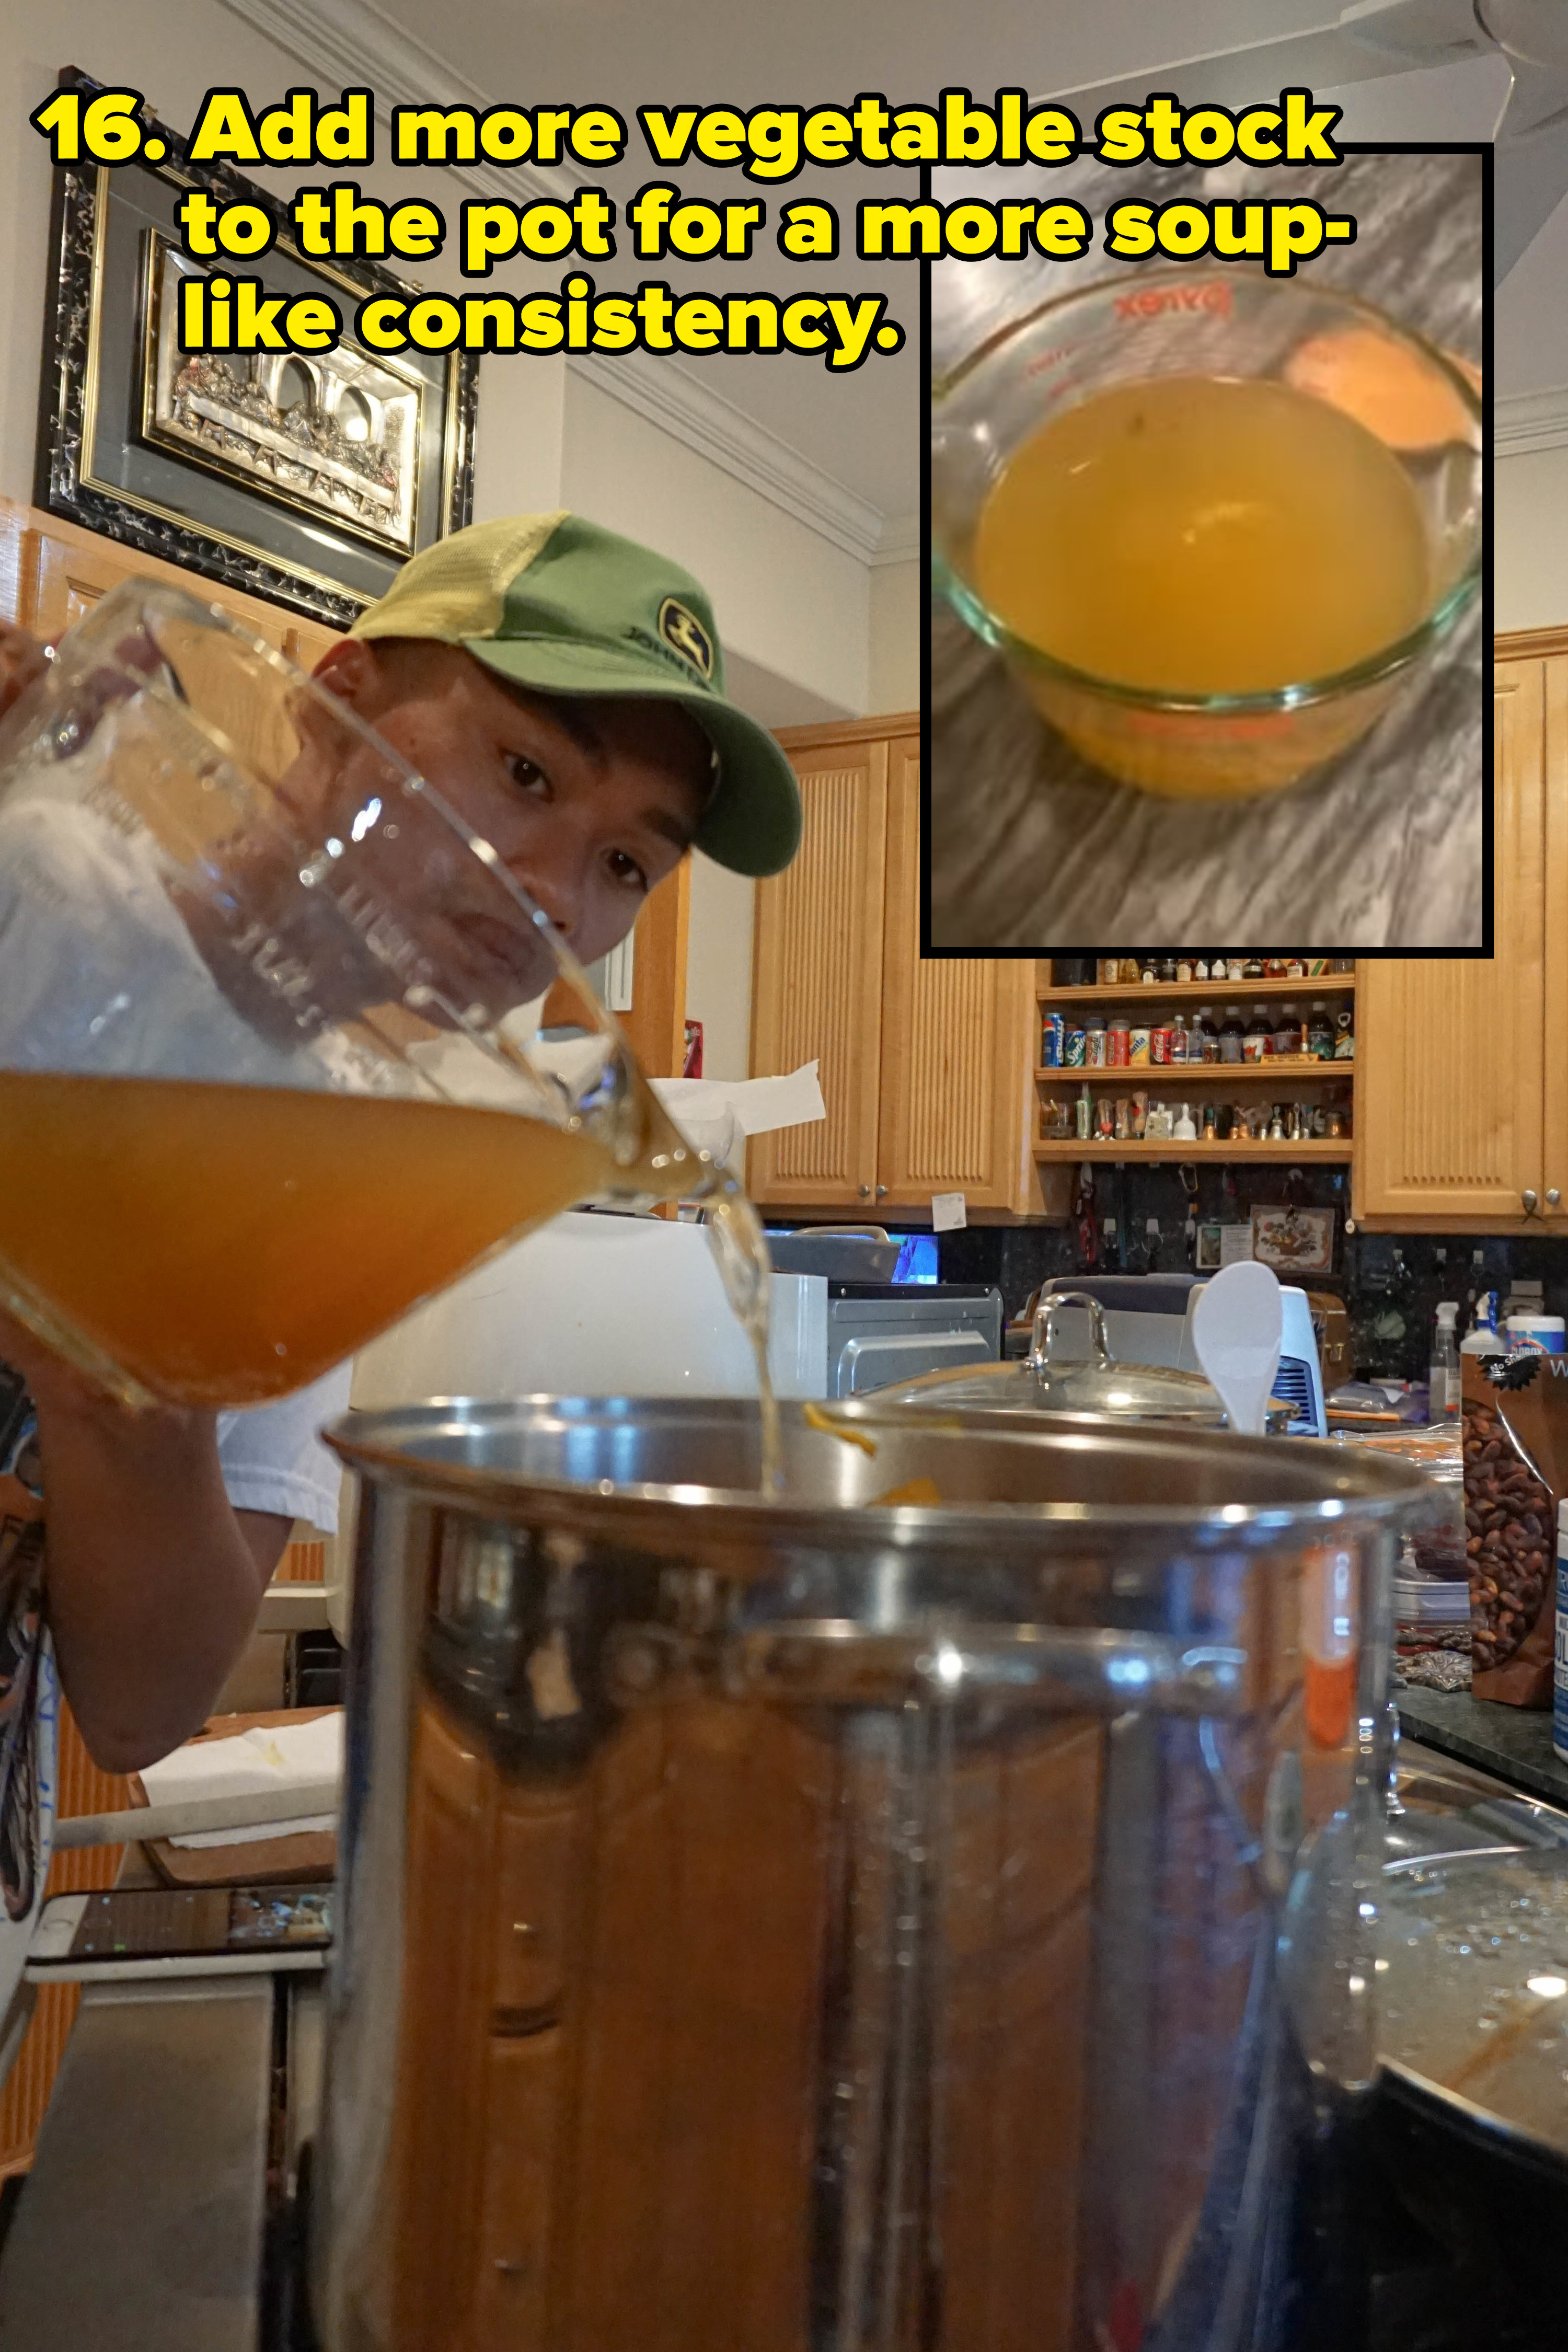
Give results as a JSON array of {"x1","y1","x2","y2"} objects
[{"x1": 349, "y1": 512, "x2": 568, "y2": 644}]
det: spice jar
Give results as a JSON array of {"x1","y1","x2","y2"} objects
[
  {"x1": 1107, "y1": 1018, "x2": 1131, "y2": 1068},
  {"x1": 1286, "y1": 956, "x2": 1306, "y2": 979},
  {"x1": 1157, "y1": 960, "x2": 1178, "y2": 984},
  {"x1": 1140, "y1": 961, "x2": 1157, "y2": 986},
  {"x1": 1227, "y1": 959, "x2": 1246, "y2": 982},
  {"x1": 1120, "y1": 959, "x2": 1140, "y2": 984},
  {"x1": 1129, "y1": 1023, "x2": 1151, "y2": 1067},
  {"x1": 1085, "y1": 1016, "x2": 1107, "y2": 1068},
  {"x1": 1098, "y1": 958, "x2": 1119, "y2": 984},
  {"x1": 1177, "y1": 958, "x2": 1194, "y2": 984}
]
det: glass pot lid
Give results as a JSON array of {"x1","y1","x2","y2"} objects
[{"x1": 868, "y1": 1290, "x2": 1293, "y2": 1429}]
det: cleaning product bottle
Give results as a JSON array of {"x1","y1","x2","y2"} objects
[
  {"x1": 1461, "y1": 1292, "x2": 1500, "y2": 1356},
  {"x1": 1428, "y1": 1301, "x2": 1460, "y2": 1421}
]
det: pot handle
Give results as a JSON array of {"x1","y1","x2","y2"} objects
[
  {"x1": 605, "y1": 1621, "x2": 1248, "y2": 1717},
  {"x1": 1028, "y1": 1290, "x2": 1114, "y2": 1375}
]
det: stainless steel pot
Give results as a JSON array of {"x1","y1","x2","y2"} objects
[
  {"x1": 872, "y1": 1290, "x2": 1294, "y2": 1429},
  {"x1": 312, "y1": 1398, "x2": 1436, "y2": 2352}
]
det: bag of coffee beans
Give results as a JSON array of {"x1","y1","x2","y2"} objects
[{"x1": 1462, "y1": 1351, "x2": 1568, "y2": 1704}]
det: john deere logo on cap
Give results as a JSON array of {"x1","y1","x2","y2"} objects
[{"x1": 658, "y1": 597, "x2": 713, "y2": 681}]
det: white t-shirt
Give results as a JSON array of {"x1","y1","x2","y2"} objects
[{"x1": 0, "y1": 779, "x2": 355, "y2": 2043}]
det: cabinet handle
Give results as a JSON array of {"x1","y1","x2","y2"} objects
[
  {"x1": 875, "y1": 1184, "x2": 887, "y2": 1198},
  {"x1": 1523, "y1": 1190, "x2": 1539, "y2": 1215},
  {"x1": 1550, "y1": 1190, "x2": 1562, "y2": 1209},
  {"x1": 858, "y1": 1184, "x2": 871, "y2": 1198}
]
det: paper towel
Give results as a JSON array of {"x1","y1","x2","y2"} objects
[{"x1": 139, "y1": 1712, "x2": 343, "y2": 1848}]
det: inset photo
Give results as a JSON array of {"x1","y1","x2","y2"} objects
[{"x1": 927, "y1": 144, "x2": 1484, "y2": 952}]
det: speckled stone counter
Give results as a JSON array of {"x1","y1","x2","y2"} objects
[
  {"x1": 1397, "y1": 1686, "x2": 1568, "y2": 1809},
  {"x1": 930, "y1": 149, "x2": 1483, "y2": 951}
]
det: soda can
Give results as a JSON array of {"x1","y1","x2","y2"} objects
[
  {"x1": 1064, "y1": 1027, "x2": 1087, "y2": 1067},
  {"x1": 1041, "y1": 1012, "x2": 1065, "y2": 1067}
]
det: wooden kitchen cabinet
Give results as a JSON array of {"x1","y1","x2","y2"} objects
[
  {"x1": 878, "y1": 737, "x2": 1040, "y2": 1211},
  {"x1": 0, "y1": 494, "x2": 345, "y2": 669},
  {"x1": 1356, "y1": 641, "x2": 1562, "y2": 1230},
  {"x1": 747, "y1": 721, "x2": 889, "y2": 1206},
  {"x1": 749, "y1": 714, "x2": 1041, "y2": 1217}
]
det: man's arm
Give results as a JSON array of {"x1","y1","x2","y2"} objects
[{"x1": 0, "y1": 1310, "x2": 289, "y2": 1774}]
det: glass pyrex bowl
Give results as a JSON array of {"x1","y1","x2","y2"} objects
[
  {"x1": 0, "y1": 580, "x2": 719, "y2": 1410},
  {"x1": 931, "y1": 266, "x2": 1483, "y2": 799}
]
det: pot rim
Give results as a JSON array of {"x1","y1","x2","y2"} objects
[{"x1": 324, "y1": 1394, "x2": 1440, "y2": 1557}]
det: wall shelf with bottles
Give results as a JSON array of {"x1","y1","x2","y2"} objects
[
  {"x1": 1033, "y1": 1139, "x2": 1354, "y2": 1162},
  {"x1": 1037, "y1": 979, "x2": 1356, "y2": 1008},
  {"x1": 1032, "y1": 960, "x2": 1361, "y2": 1164},
  {"x1": 1034, "y1": 1061, "x2": 1353, "y2": 1083}
]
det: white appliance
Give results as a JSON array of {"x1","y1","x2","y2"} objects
[
  {"x1": 1038, "y1": 1273, "x2": 1329, "y2": 1437},
  {"x1": 1048, "y1": 2, "x2": 1565, "y2": 289},
  {"x1": 322, "y1": 1210, "x2": 827, "y2": 1640},
  {"x1": 346, "y1": 1209, "x2": 827, "y2": 1411}
]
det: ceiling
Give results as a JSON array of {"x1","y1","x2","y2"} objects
[
  {"x1": 294, "y1": 0, "x2": 1482, "y2": 546},
  {"x1": 233, "y1": 1, "x2": 1537, "y2": 528}
]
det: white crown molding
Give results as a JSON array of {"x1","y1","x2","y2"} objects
[
  {"x1": 872, "y1": 512, "x2": 919, "y2": 566},
  {"x1": 215, "y1": 0, "x2": 898, "y2": 564},
  {"x1": 1497, "y1": 387, "x2": 1568, "y2": 458}
]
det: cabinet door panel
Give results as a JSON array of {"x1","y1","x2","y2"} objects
[
  {"x1": 1542, "y1": 655, "x2": 1568, "y2": 1223},
  {"x1": 747, "y1": 739, "x2": 887, "y2": 1207},
  {"x1": 19, "y1": 505, "x2": 338, "y2": 660},
  {"x1": 877, "y1": 739, "x2": 1034, "y2": 1212},
  {"x1": 1354, "y1": 663, "x2": 1543, "y2": 1226}
]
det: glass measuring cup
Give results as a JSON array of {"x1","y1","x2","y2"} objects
[
  {"x1": 931, "y1": 267, "x2": 1482, "y2": 798},
  {"x1": 0, "y1": 580, "x2": 717, "y2": 1410}
]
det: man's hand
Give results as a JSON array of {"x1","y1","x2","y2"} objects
[
  {"x1": 0, "y1": 1305, "x2": 291, "y2": 1773},
  {"x1": 0, "y1": 620, "x2": 48, "y2": 725}
]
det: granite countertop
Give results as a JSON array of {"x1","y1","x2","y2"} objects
[
  {"x1": 930, "y1": 149, "x2": 1483, "y2": 951},
  {"x1": 1396, "y1": 1685, "x2": 1568, "y2": 1810}
]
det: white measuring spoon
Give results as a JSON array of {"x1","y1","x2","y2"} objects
[{"x1": 1192, "y1": 1260, "x2": 1284, "y2": 1436}]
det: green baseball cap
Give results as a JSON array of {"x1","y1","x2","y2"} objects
[{"x1": 349, "y1": 511, "x2": 801, "y2": 877}]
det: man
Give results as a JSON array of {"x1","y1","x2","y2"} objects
[{"x1": 0, "y1": 510, "x2": 800, "y2": 2003}]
